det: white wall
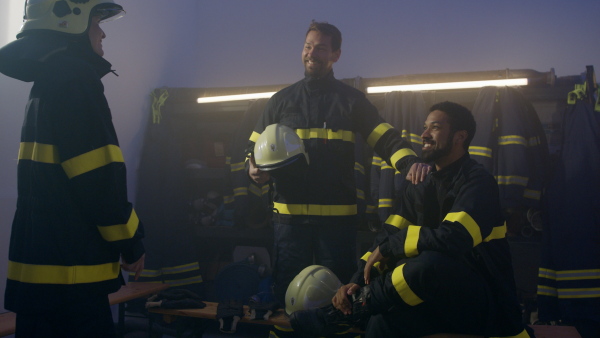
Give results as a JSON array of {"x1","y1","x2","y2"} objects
[{"x1": 1, "y1": 0, "x2": 599, "y2": 311}]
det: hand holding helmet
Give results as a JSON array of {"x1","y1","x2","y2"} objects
[{"x1": 251, "y1": 124, "x2": 309, "y2": 183}]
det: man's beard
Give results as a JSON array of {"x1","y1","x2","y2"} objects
[
  {"x1": 422, "y1": 132, "x2": 454, "y2": 163},
  {"x1": 304, "y1": 59, "x2": 328, "y2": 78}
]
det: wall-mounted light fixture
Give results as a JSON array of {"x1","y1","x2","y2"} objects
[
  {"x1": 196, "y1": 77, "x2": 530, "y2": 103},
  {"x1": 366, "y1": 78, "x2": 528, "y2": 94},
  {"x1": 197, "y1": 92, "x2": 276, "y2": 104}
]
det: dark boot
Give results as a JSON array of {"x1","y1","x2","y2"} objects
[
  {"x1": 289, "y1": 286, "x2": 373, "y2": 337},
  {"x1": 289, "y1": 303, "x2": 353, "y2": 337}
]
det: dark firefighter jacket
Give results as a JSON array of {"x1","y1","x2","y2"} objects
[
  {"x1": 369, "y1": 91, "x2": 427, "y2": 223},
  {"x1": 247, "y1": 71, "x2": 418, "y2": 226},
  {"x1": 469, "y1": 86, "x2": 549, "y2": 210},
  {"x1": 1, "y1": 35, "x2": 145, "y2": 313},
  {"x1": 352, "y1": 154, "x2": 527, "y2": 337}
]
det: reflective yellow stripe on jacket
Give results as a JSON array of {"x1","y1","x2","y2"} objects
[
  {"x1": 367, "y1": 123, "x2": 417, "y2": 169},
  {"x1": 7, "y1": 260, "x2": 120, "y2": 284},
  {"x1": 19, "y1": 142, "x2": 125, "y2": 179},
  {"x1": 97, "y1": 209, "x2": 140, "y2": 242},
  {"x1": 273, "y1": 202, "x2": 356, "y2": 216},
  {"x1": 296, "y1": 128, "x2": 355, "y2": 142}
]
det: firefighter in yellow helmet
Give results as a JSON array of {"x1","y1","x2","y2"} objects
[{"x1": 0, "y1": 1, "x2": 145, "y2": 336}]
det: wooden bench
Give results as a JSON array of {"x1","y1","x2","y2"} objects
[
  {"x1": 149, "y1": 302, "x2": 359, "y2": 336},
  {"x1": 529, "y1": 324, "x2": 581, "y2": 338},
  {"x1": 0, "y1": 282, "x2": 169, "y2": 338},
  {"x1": 149, "y1": 302, "x2": 582, "y2": 338},
  {"x1": 109, "y1": 282, "x2": 170, "y2": 337},
  {"x1": 149, "y1": 301, "x2": 290, "y2": 328}
]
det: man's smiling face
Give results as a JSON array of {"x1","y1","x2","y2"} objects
[{"x1": 302, "y1": 30, "x2": 340, "y2": 78}]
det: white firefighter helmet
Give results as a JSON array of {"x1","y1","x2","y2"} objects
[
  {"x1": 253, "y1": 124, "x2": 309, "y2": 171},
  {"x1": 284, "y1": 265, "x2": 342, "y2": 316},
  {"x1": 18, "y1": 0, "x2": 125, "y2": 38}
]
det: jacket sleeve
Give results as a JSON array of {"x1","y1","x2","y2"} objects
[
  {"x1": 350, "y1": 179, "x2": 418, "y2": 285},
  {"x1": 246, "y1": 95, "x2": 280, "y2": 156},
  {"x1": 53, "y1": 76, "x2": 144, "y2": 264},
  {"x1": 379, "y1": 172, "x2": 502, "y2": 260},
  {"x1": 353, "y1": 96, "x2": 419, "y2": 175}
]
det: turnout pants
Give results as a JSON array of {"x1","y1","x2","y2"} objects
[
  {"x1": 272, "y1": 222, "x2": 357, "y2": 303},
  {"x1": 366, "y1": 251, "x2": 494, "y2": 337},
  {"x1": 15, "y1": 293, "x2": 116, "y2": 338}
]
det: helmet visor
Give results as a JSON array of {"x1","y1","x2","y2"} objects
[{"x1": 94, "y1": 8, "x2": 125, "y2": 22}]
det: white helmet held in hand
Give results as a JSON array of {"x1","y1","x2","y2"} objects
[
  {"x1": 285, "y1": 265, "x2": 342, "y2": 316},
  {"x1": 254, "y1": 124, "x2": 309, "y2": 171}
]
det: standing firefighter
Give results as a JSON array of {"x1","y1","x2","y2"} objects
[
  {"x1": 246, "y1": 20, "x2": 420, "y2": 314},
  {"x1": 0, "y1": 1, "x2": 145, "y2": 336}
]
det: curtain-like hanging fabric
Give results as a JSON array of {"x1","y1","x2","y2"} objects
[
  {"x1": 537, "y1": 70, "x2": 600, "y2": 330},
  {"x1": 369, "y1": 91, "x2": 428, "y2": 223}
]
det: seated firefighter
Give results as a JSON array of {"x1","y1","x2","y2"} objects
[{"x1": 290, "y1": 101, "x2": 532, "y2": 338}]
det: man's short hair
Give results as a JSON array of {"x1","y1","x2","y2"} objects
[
  {"x1": 306, "y1": 20, "x2": 342, "y2": 52},
  {"x1": 429, "y1": 101, "x2": 476, "y2": 150}
]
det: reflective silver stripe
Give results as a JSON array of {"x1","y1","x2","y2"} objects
[
  {"x1": 468, "y1": 146, "x2": 492, "y2": 158},
  {"x1": 402, "y1": 130, "x2": 423, "y2": 145},
  {"x1": 354, "y1": 162, "x2": 365, "y2": 175},
  {"x1": 523, "y1": 188, "x2": 541, "y2": 200},
  {"x1": 234, "y1": 187, "x2": 248, "y2": 197},
  {"x1": 378, "y1": 198, "x2": 393, "y2": 208},
  {"x1": 230, "y1": 161, "x2": 245, "y2": 172},
  {"x1": 498, "y1": 135, "x2": 527, "y2": 146},
  {"x1": 495, "y1": 175, "x2": 529, "y2": 187}
]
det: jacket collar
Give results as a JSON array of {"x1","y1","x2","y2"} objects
[
  {"x1": 303, "y1": 70, "x2": 336, "y2": 90},
  {"x1": 0, "y1": 33, "x2": 114, "y2": 82},
  {"x1": 431, "y1": 153, "x2": 470, "y2": 181}
]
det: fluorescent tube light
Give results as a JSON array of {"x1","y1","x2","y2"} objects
[
  {"x1": 366, "y1": 78, "x2": 528, "y2": 94},
  {"x1": 197, "y1": 92, "x2": 276, "y2": 103}
]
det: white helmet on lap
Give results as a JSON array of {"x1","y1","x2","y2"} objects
[{"x1": 284, "y1": 265, "x2": 342, "y2": 316}]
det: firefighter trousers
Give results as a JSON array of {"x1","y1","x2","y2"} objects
[
  {"x1": 272, "y1": 222, "x2": 357, "y2": 303},
  {"x1": 366, "y1": 251, "x2": 494, "y2": 337}
]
